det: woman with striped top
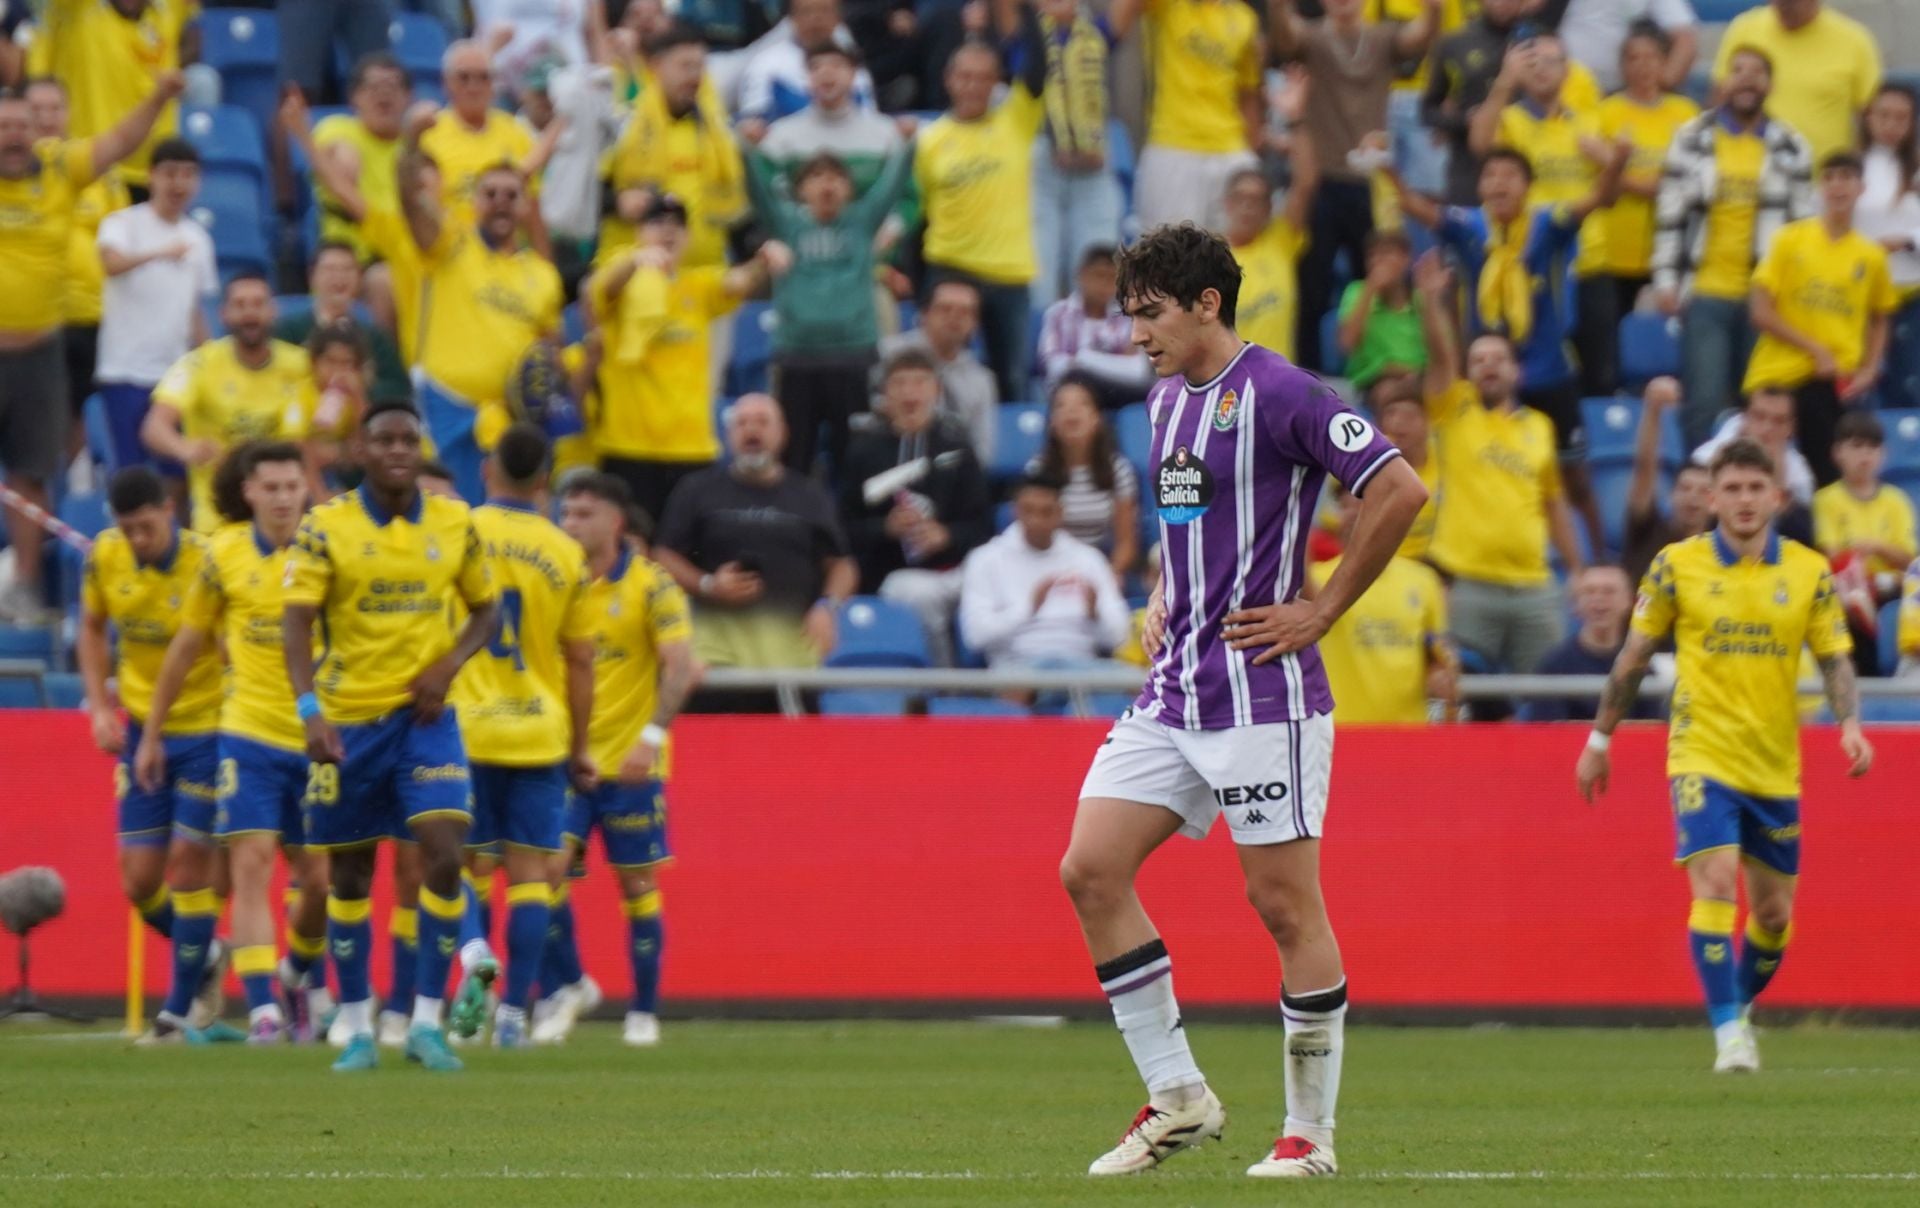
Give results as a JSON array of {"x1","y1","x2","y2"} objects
[{"x1": 1030, "y1": 372, "x2": 1139, "y2": 580}]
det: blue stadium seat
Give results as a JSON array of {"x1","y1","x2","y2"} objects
[
  {"x1": 993, "y1": 402, "x2": 1048, "y2": 480},
  {"x1": 1880, "y1": 599, "x2": 1902, "y2": 677},
  {"x1": 191, "y1": 171, "x2": 272, "y2": 278},
  {"x1": 1619, "y1": 313, "x2": 1681, "y2": 386},
  {"x1": 82, "y1": 395, "x2": 116, "y2": 474},
  {"x1": 199, "y1": 9, "x2": 282, "y2": 150},
  {"x1": 727, "y1": 301, "x2": 775, "y2": 395},
  {"x1": 0, "y1": 626, "x2": 54, "y2": 661},
  {"x1": 827, "y1": 596, "x2": 930, "y2": 668},
  {"x1": 42, "y1": 672, "x2": 85, "y2": 709},
  {"x1": 1691, "y1": 0, "x2": 1762, "y2": 19},
  {"x1": 926, "y1": 696, "x2": 1030, "y2": 718},
  {"x1": 55, "y1": 492, "x2": 108, "y2": 606},
  {"x1": 817, "y1": 690, "x2": 911, "y2": 716},
  {"x1": 1582, "y1": 397, "x2": 1641, "y2": 465},
  {"x1": 1881, "y1": 409, "x2": 1920, "y2": 473},
  {"x1": 1115, "y1": 401, "x2": 1152, "y2": 475},
  {"x1": 1888, "y1": 467, "x2": 1920, "y2": 503},
  {"x1": 0, "y1": 676, "x2": 44, "y2": 709},
  {"x1": 178, "y1": 105, "x2": 267, "y2": 192},
  {"x1": 389, "y1": 12, "x2": 450, "y2": 75},
  {"x1": 1590, "y1": 460, "x2": 1636, "y2": 554},
  {"x1": 1860, "y1": 696, "x2": 1920, "y2": 725}
]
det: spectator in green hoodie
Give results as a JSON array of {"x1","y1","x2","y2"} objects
[{"x1": 746, "y1": 136, "x2": 915, "y2": 480}]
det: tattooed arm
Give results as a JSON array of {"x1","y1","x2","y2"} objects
[
  {"x1": 1574, "y1": 631, "x2": 1660, "y2": 803},
  {"x1": 1819, "y1": 653, "x2": 1875, "y2": 777}
]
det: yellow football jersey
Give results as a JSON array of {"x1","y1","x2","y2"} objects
[
  {"x1": 1496, "y1": 101, "x2": 1606, "y2": 275},
  {"x1": 913, "y1": 83, "x2": 1045, "y2": 284},
  {"x1": 450, "y1": 502, "x2": 595, "y2": 767},
  {"x1": 180, "y1": 522, "x2": 315, "y2": 753},
  {"x1": 1141, "y1": 0, "x2": 1261, "y2": 155},
  {"x1": 1632, "y1": 531, "x2": 1852, "y2": 798},
  {"x1": 418, "y1": 108, "x2": 537, "y2": 215},
  {"x1": 1596, "y1": 93, "x2": 1699, "y2": 277},
  {"x1": 312, "y1": 114, "x2": 401, "y2": 262},
  {"x1": 66, "y1": 170, "x2": 132, "y2": 325},
  {"x1": 580, "y1": 548, "x2": 693, "y2": 778},
  {"x1": 0, "y1": 139, "x2": 96, "y2": 334},
  {"x1": 591, "y1": 263, "x2": 736, "y2": 461},
  {"x1": 1425, "y1": 381, "x2": 1562, "y2": 587},
  {"x1": 41, "y1": 0, "x2": 192, "y2": 186},
  {"x1": 1812, "y1": 482, "x2": 1918, "y2": 577},
  {"x1": 1231, "y1": 218, "x2": 1308, "y2": 362},
  {"x1": 414, "y1": 226, "x2": 563, "y2": 409},
  {"x1": 150, "y1": 338, "x2": 315, "y2": 532},
  {"x1": 283, "y1": 486, "x2": 495, "y2": 724},
  {"x1": 1744, "y1": 218, "x2": 1898, "y2": 392},
  {"x1": 1397, "y1": 448, "x2": 1441, "y2": 562},
  {"x1": 1313, "y1": 554, "x2": 1447, "y2": 725},
  {"x1": 81, "y1": 526, "x2": 223, "y2": 734}
]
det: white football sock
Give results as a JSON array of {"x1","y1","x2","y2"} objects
[
  {"x1": 460, "y1": 939, "x2": 494, "y2": 972},
  {"x1": 337, "y1": 998, "x2": 373, "y2": 1037},
  {"x1": 1097, "y1": 940, "x2": 1205, "y2": 1105},
  {"x1": 1281, "y1": 979, "x2": 1348, "y2": 1148},
  {"x1": 248, "y1": 1003, "x2": 284, "y2": 1026},
  {"x1": 412, "y1": 995, "x2": 443, "y2": 1029}
]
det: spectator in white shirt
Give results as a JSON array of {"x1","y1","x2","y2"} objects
[
  {"x1": 522, "y1": 59, "x2": 623, "y2": 292},
  {"x1": 1692, "y1": 386, "x2": 1818, "y2": 506},
  {"x1": 94, "y1": 137, "x2": 215, "y2": 472},
  {"x1": 959, "y1": 471, "x2": 1131, "y2": 667},
  {"x1": 1857, "y1": 83, "x2": 1920, "y2": 410},
  {"x1": 1027, "y1": 372, "x2": 1139, "y2": 578},
  {"x1": 1555, "y1": 0, "x2": 1697, "y2": 93},
  {"x1": 472, "y1": 0, "x2": 594, "y2": 99},
  {"x1": 734, "y1": 0, "x2": 876, "y2": 133},
  {"x1": 1036, "y1": 245, "x2": 1151, "y2": 403}
]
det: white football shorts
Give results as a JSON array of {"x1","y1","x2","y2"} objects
[{"x1": 1078, "y1": 707, "x2": 1333, "y2": 845}]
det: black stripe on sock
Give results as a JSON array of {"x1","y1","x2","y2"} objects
[
  {"x1": 1281, "y1": 980, "x2": 1348, "y2": 1013},
  {"x1": 1094, "y1": 939, "x2": 1170, "y2": 985}
]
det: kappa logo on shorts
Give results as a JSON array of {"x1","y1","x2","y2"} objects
[
  {"x1": 1212, "y1": 782, "x2": 1289, "y2": 808},
  {"x1": 1243, "y1": 809, "x2": 1269, "y2": 825}
]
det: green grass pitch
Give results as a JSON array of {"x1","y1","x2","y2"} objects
[{"x1": 3, "y1": 1020, "x2": 1917, "y2": 1206}]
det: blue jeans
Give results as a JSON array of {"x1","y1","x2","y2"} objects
[
  {"x1": 1679, "y1": 296, "x2": 1752, "y2": 451},
  {"x1": 1029, "y1": 140, "x2": 1124, "y2": 310},
  {"x1": 278, "y1": 0, "x2": 394, "y2": 99},
  {"x1": 1880, "y1": 293, "x2": 1920, "y2": 411},
  {"x1": 1389, "y1": 90, "x2": 1448, "y2": 198}
]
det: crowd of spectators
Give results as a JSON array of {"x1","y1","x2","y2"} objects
[{"x1": 4, "y1": 0, "x2": 1920, "y2": 716}]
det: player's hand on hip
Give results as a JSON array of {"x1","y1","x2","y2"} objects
[
  {"x1": 1575, "y1": 747, "x2": 1610, "y2": 803},
  {"x1": 1224, "y1": 600, "x2": 1329, "y2": 665},
  {"x1": 617, "y1": 743, "x2": 658, "y2": 785},
  {"x1": 89, "y1": 705, "x2": 125, "y2": 756},
  {"x1": 304, "y1": 716, "x2": 344, "y2": 765},
  {"x1": 1141, "y1": 589, "x2": 1168, "y2": 660},
  {"x1": 132, "y1": 732, "x2": 167, "y2": 795},
  {"x1": 1839, "y1": 723, "x2": 1874, "y2": 778}
]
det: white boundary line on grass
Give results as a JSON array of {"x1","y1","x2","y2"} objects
[{"x1": 2, "y1": 1171, "x2": 1917, "y2": 1184}]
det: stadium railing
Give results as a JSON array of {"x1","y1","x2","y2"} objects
[{"x1": 693, "y1": 667, "x2": 1920, "y2": 718}]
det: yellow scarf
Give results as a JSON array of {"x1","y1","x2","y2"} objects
[
  {"x1": 1041, "y1": 12, "x2": 1108, "y2": 160},
  {"x1": 604, "y1": 69, "x2": 745, "y2": 261},
  {"x1": 1477, "y1": 213, "x2": 1534, "y2": 345},
  {"x1": 612, "y1": 264, "x2": 673, "y2": 368}
]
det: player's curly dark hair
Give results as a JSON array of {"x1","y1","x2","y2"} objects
[
  {"x1": 1116, "y1": 222, "x2": 1241, "y2": 327},
  {"x1": 212, "y1": 440, "x2": 305, "y2": 525}
]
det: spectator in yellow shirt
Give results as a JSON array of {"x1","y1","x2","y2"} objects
[
  {"x1": 1368, "y1": 373, "x2": 1440, "y2": 563},
  {"x1": 1596, "y1": 24, "x2": 1698, "y2": 321},
  {"x1": 1897, "y1": 557, "x2": 1920, "y2": 677},
  {"x1": 1746, "y1": 152, "x2": 1896, "y2": 485},
  {"x1": 1713, "y1": 0, "x2": 1879, "y2": 164},
  {"x1": 0, "y1": 73, "x2": 180, "y2": 622},
  {"x1": 585, "y1": 193, "x2": 776, "y2": 527},
  {"x1": 1110, "y1": 0, "x2": 1263, "y2": 233},
  {"x1": 388, "y1": 149, "x2": 564, "y2": 503},
  {"x1": 39, "y1": 0, "x2": 195, "y2": 191},
  {"x1": 142, "y1": 274, "x2": 316, "y2": 530},
  {"x1": 605, "y1": 23, "x2": 746, "y2": 273},
  {"x1": 1311, "y1": 483, "x2": 1456, "y2": 725},
  {"x1": 305, "y1": 52, "x2": 409, "y2": 288},
  {"x1": 1814, "y1": 411, "x2": 1917, "y2": 581},
  {"x1": 419, "y1": 40, "x2": 558, "y2": 254},
  {"x1": 1470, "y1": 32, "x2": 1618, "y2": 396},
  {"x1": 1223, "y1": 146, "x2": 1317, "y2": 361},
  {"x1": 913, "y1": 14, "x2": 1048, "y2": 404},
  {"x1": 1415, "y1": 255, "x2": 1586, "y2": 674},
  {"x1": 28, "y1": 76, "x2": 132, "y2": 468}
]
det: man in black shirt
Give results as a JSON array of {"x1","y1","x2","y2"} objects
[
  {"x1": 653, "y1": 394, "x2": 858, "y2": 686},
  {"x1": 1531, "y1": 564, "x2": 1662, "y2": 721},
  {"x1": 1421, "y1": 0, "x2": 1534, "y2": 206}
]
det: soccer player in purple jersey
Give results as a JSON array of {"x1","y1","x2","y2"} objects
[{"x1": 1063, "y1": 224, "x2": 1428, "y2": 1179}]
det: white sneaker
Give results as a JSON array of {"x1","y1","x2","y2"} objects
[
  {"x1": 185, "y1": 938, "x2": 229, "y2": 1030},
  {"x1": 1086, "y1": 1090, "x2": 1226, "y2": 1176},
  {"x1": 377, "y1": 1009, "x2": 411, "y2": 1049},
  {"x1": 530, "y1": 990, "x2": 577, "y2": 1045},
  {"x1": 622, "y1": 1011, "x2": 661, "y2": 1047},
  {"x1": 1247, "y1": 1136, "x2": 1339, "y2": 1178},
  {"x1": 573, "y1": 974, "x2": 604, "y2": 1016},
  {"x1": 1715, "y1": 1025, "x2": 1761, "y2": 1073}
]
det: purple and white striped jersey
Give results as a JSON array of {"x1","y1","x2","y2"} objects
[{"x1": 1136, "y1": 344, "x2": 1402, "y2": 731}]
